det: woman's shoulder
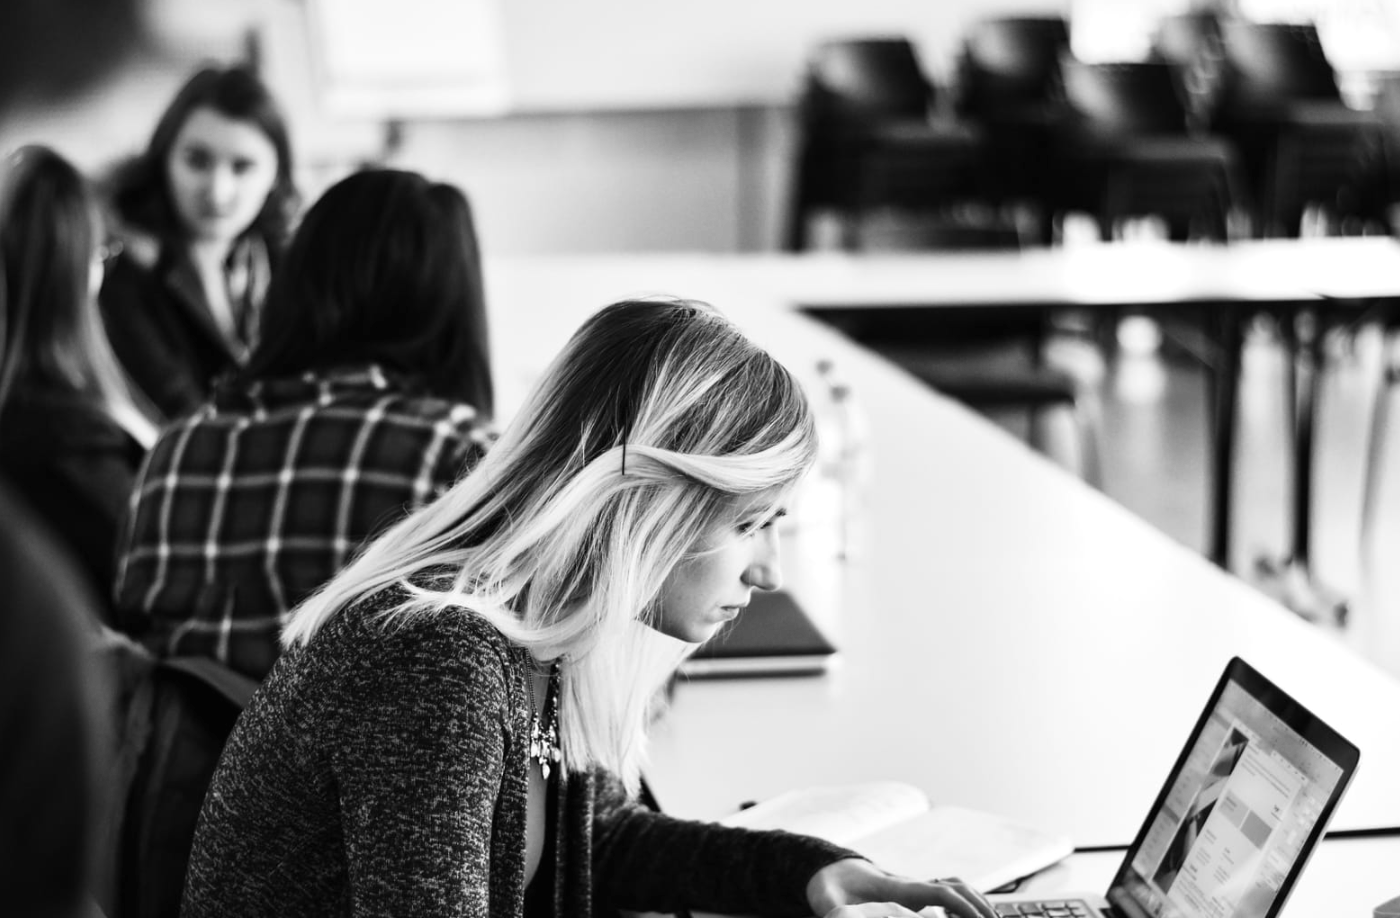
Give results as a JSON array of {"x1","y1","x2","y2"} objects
[
  {"x1": 326, "y1": 582, "x2": 522, "y2": 687},
  {"x1": 352, "y1": 370, "x2": 486, "y2": 426},
  {"x1": 103, "y1": 210, "x2": 165, "y2": 272},
  {"x1": 98, "y1": 239, "x2": 166, "y2": 311},
  {"x1": 303, "y1": 368, "x2": 494, "y2": 448}
]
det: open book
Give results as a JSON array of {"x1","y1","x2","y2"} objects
[{"x1": 721, "y1": 781, "x2": 1074, "y2": 894}]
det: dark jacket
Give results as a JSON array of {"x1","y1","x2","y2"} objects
[
  {"x1": 0, "y1": 479, "x2": 108, "y2": 918},
  {"x1": 98, "y1": 242, "x2": 261, "y2": 422},
  {"x1": 0, "y1": 386, "x2": 144, "y2": 619}
]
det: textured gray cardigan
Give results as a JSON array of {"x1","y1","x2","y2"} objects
[{"x1": 182, "y1": 587, "x2": 856, "y2": 917}]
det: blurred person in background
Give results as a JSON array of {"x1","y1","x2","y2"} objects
[
  {"x1": 1, "y1": 4, "x2": 148, "y2": 916},
  {"x1": 113, "y1": 167, "x2": 495, "y2": 681},
  {"x1": 99, "y1": 64, "x2": 299, "y2": 421},
  {"x1": 0, "y1": 145, "x2": 158, "y2": 619}
]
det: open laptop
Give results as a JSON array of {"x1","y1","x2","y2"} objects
[{"x1": 993, "y1": 657, "x2": 1359, "y2": 918}]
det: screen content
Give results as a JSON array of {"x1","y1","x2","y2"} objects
[{"x1": 1115, "y1": 681, "x2": 1344, "y2": 918}]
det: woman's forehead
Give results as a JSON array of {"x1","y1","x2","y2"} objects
[
  {"x1": 733, "y1": 487, "x2": 792, "y2": 519},
  {"x1": 172, "y1": 107, "x2": 277, "y2": 161}
]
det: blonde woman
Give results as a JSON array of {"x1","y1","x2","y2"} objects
[{"x1": 183, "y1": 299, "x2": 996, "y2": 918}]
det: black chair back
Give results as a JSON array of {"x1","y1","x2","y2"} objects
[
  {"x1": 1062, "y1": 59, "x2": 1192, "y2": 138},
  {"x1": 1153, "y1": 11, "x2": 1223, "y2": 71},
  {"x1": 1152, "y1": 12, "x2": 1226, "y2": 127},
  {"x1": 788, "y1": 37, "x2": 985, "y2": 250},
  {"x1": 804, "y1": 38, "x2": 933, "y2": 127},
  {"x1": 1218, "y1": 21, "x2": 1339, "y2": 112},
  {"x1": 957, "y1": 16, "x2": 1070, "y2": 117}
]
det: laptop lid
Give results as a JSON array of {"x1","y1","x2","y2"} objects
[{"x1": 1105, "y1": 657, "x2": 1359, "y2": 918}]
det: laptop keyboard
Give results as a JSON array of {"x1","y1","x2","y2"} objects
[{"x1": 995, "y1": 901, "x2": 1094, "y2": 917}]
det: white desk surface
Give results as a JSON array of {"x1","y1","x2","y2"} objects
[
  {"x1": 1018, "y1": 835, "x2": 1400, "y2": 918},
  {"x1": 484, "y1": 247, "x2": 1400, "y2": 850},
  {"x1": 488, "y1": 238, "x2": 1400, "y2": 320}
]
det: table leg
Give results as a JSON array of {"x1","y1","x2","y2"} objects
[
  {"x1": 1255, "y1": 308, "x2": 1349, "y2": 625},
  {"x1": 1292, "y1": 312, "x2": 1319, "y2": 565},
  {"x1": 1209, "y1": 304, "x2": 1243, "y2": 569}
]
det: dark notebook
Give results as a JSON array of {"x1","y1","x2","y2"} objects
[{"x1": 679, "y1": 590, "x2": 838, "y2": 678}]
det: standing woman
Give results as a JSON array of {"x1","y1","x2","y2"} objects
[
  {"x1": 0, "y1": 145, "x2": 158, "y2": 616},
  {"x1": 99, "y1": 65, "x2": 298, "y2": 421},
  {"x1": 183, "y1": 298, "x2": 995, "y2": 918}
]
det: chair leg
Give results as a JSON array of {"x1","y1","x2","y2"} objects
[{"x1": 784, "y1": 203, "x2": 809, "y2": 252}]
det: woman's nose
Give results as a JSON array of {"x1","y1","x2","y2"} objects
[
  {"x1": 208, "y1": 166, "x2": 236, "y2": 206},
  {"x1": 742, "y1": 528, "x2": 783, "y2": 592}
]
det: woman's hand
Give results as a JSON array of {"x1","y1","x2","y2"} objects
[{"x1": 807, "y1": 857, "x2": 1000, "y2": 918}]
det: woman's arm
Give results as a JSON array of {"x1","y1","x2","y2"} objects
[
  {"x1": 99, "y1": 258, "x2": 204, "y2": 420},
  {"x1": 591, "y1": 774, "x2": 999, "y2": 918},
  {"x1": 589, "y1": 770, "x2": 856, "y2": 917},
  {"x1": 330, "y1": 617, "x2": 516, "y2": 917}
]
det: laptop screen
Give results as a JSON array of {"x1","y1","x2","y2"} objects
[{"x1": 1107, "y1": 657, "x2": 1359, "y2": 918}]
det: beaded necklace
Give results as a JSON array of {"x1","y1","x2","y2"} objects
[{"x1": 526, "y1": 659, "x2": 562, "y2": 779}]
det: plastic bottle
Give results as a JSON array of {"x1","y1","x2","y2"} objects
[{"x1": 809, "y1": 359, "x2": 867, "y2": 561}]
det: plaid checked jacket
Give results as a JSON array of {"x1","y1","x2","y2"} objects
[{"x1": 113, "y1": 365, "x2": 491, "y2": 679}]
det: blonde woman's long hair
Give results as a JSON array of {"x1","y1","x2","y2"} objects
[{"x1": 283, "y1": 298, "x2": 817, "y2": 788}]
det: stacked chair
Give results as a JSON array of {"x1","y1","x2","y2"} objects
[
  {"x1": 952, "y1": 16, "x2": 1072, "y2": 244},
  {"x1": 1211, "y1": 21, "x2": 1382, "y2": 237},
  {"x1": 784, "y1": 38, "x2": 984, "y2": 251},
  {"x1": 791, "y1": 15, "x2": 1384, "y2": 245},
  {"x1": 1151, "y1": 10, "x2": 1229, "y2": 133},
  {"x1": 1054, "y1": 58, "x2": 1241, "y2": 242}
]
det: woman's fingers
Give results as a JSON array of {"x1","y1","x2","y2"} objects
[
  {"x1": 929, "y1": 877, "x2": 1000, "y2": 918},
  {"x1": 880, "y1": 876, "x2": 998, "y2": 918}
]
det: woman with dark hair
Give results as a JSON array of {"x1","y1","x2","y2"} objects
[
  {"x1": 99, "y1": 64, "x2": 300, "y2": 420},
  {"x1": 113, "y1": 168, "x2": 493, "y2": 680},
  {"x1": 244, "y1": 167, "x2": 492, "y2": 413},
  {"x1": 0, "y1": 145, "x2": 157, "y2": 613},
  {"x1": 182, "y1": 297, "x2": 997, "y2": 918}
]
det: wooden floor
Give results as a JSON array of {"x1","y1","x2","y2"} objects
[{"x1": 1016, "y1": 316, "x2": 1400, "y2": 682}]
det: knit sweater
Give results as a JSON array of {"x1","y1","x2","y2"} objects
[{"x1": 182, "y1": 586, "x2": 856, "y2": 917}]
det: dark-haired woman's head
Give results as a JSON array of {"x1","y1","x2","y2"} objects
[
  {"x1": 110, "y1": 65, "x2": 297, "y2": 250},
  {"x1": 243, "y1": 168, "x2": 493, "y2": 415},
  {"x1": 0, "y1": 145, "x2": 155, "y2": 442}
]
